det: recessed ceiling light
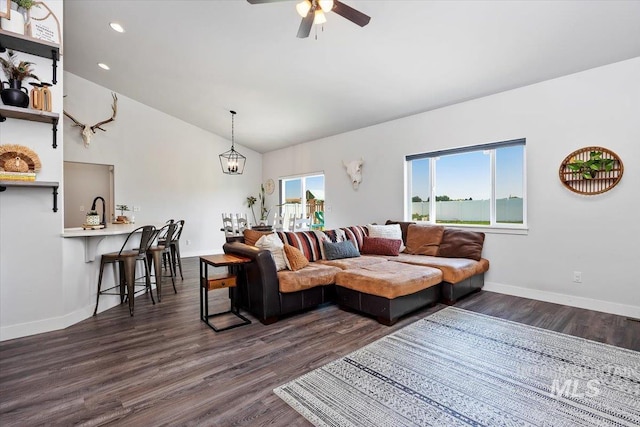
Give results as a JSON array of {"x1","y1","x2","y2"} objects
[
  {"x1": 98, "y1": 63, "x2": 110, "y2": 70},
  {"x1": 109, "y1": 22, "x2": 125, "y2": 33}
]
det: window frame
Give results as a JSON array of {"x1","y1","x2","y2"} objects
[
  {"x1": 405, "y1": 138, "x2": 527, "y2": 231},
  {"x1": 279, "y1": 171, "x2": 325, "y2": 219}
]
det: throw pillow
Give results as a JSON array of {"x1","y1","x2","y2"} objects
[
  {"x1": 361, "y1": 236, "x2": 402, "y2": 256},
  {"x1": 437, "y1": 229, "x2": 485, "y2": 261},
  {"x1": 340, "y1": 225, "x2": 368, "y2": 251},
  {"x1": 367, "y1": 223, "x2": 406, "y2": 252},
  {"x1": 405, "y1": 224, "x2": 445, "y2": 256},
  {"x1": 385, "y1": 220, "x2": 415, "y2": 246},
  {"x1": 275, "y1": 230, "x2": 323, "y2": 262},
  {"x1": 243, "y1": 229, "x2": 273, "y2": 247},
  {"x1": 255, "y1": 234, "x2": 287, "y2": 271},
  {"x1": 323, "y1": 240, "x2": 360, "y2": 260},
  {"x1": 283, "y1": 244, "x2": 309, "y2": 271}
]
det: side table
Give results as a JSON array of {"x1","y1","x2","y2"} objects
[{"x1": 199, "y1": 254, "x2": 252, "y2": 332}]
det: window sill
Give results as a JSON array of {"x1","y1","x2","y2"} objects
[{"x1": 412, "y1": 221, "x2": 528, "y2": 235}]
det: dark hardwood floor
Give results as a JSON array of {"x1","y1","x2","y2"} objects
[{"x1": 1, "y1": 257, "x2": 638, "y2": 426}]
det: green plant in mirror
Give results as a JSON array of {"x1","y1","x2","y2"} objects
[{"x1": 567, "y1": 151, "x2": 614, "y2": 179}]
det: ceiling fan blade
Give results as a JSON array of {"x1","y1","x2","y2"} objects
[
  {"x1": 296, "y1": 12, "x2": 314, "y2": 38},
  {"x1": 332, "y1": 0, "x2": 371, "y2": 27},
  {"x1": 247, "y1": 0, "x2": 290, "y2": 4}
]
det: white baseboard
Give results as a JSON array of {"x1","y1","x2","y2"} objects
[
  {"x1": 4, "y1": 281, "x2": 638, "y2": 341},
  {"x1": 484, "y1": 281, "x2": 640, "y2": 319},
  {"x1": 0, "y1": 290, "x2": 154, "y2": 342}
]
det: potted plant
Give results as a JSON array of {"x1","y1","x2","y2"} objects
[
  {"x1": 0, "y1": 50, "x2": 39, "y2": 108},
  {"x1": 567, "y1": 151, "x2": 614, "y2": 179},
  {"x1": 0, "y1": 1, "x2": 36, "y2": 35},
  {"x1": 85, "y1": 210, "x2": 101, "y2": 226},
  {"x1": 246, "y1": 185, "x2": 282, "y2": 229},
  {"x1": 115, "y1": 204, "x2": 130, "y2": 223},
  {"x1": 246, "y1": 195, "x2": 258, "y2": 226}
]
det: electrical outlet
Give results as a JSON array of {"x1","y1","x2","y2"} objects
[
  {"x1": 133, "y1": 206, "x2": 140, "y2": 212},
  {"x1": 79, "y1": 205, "x2": 85, "y2": 212},
  {"x1": 573, "y1": 271, "x2": 582, "y2": 283},
  {"x1": 186, "y1": 239, "x2": 191, "y2": 246}
]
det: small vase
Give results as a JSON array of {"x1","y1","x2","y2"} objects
[
  {"x1": 1, "y1": 80, "x2": 30, "y2": 108},
  {"x1": 0, "y1": 6, "x2": 26, "y2": 35},
  {"x1": 86, "y1": 215, "x2": 101, "y2": 226}
]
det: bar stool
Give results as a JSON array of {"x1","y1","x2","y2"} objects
[
  {"x1": 161, "y1": 219, "x2": 185, "y2": 280},
  {"x1": 147, "y1": 222, "x2": 178, "y2": 302},
  {"x1": 94, "y1": 225, "x2": 156, "y2": 316}
]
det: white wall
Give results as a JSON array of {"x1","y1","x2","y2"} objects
[
  {"x1": 263, "y1": 58, "x2": 640, "y2": 318},
  {"x1": 0, "y1": 0, "x2": 65, "y2": 340},
  {"x1": 63, "y1": 72, "x2": 262, "y2": 257},
  {"x1": 1, "y1": 67, "x2": 262, "y2": 340}
]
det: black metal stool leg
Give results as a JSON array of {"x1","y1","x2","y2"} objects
[
  {"x1": 141, "y1": 258, "x2": 155, "y2": 305},
  {"x1": 174, "y1": 242, "x2": 183, "y2": 280},
  {"x1": 94, "y1": 258, "x2": 107, "y2": 316}
]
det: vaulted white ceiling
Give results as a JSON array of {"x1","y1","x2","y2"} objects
[{"x1": 63, "y1": 1, "x2": 640, "y2": 153}]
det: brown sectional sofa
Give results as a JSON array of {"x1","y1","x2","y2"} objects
[{"x1": 223, "y1": 222, "x2": 489, "y2": 325}]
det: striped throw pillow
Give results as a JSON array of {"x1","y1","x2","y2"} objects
[
  {"x1": 275, "y1": 230, "x2": 324, "y2": 262},
  {"x1": 339, "y1": 225, "x2": 368, "y2": 251}
]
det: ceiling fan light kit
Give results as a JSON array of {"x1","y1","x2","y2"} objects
[
  {"x1": 296, "y1": 1, "x2": 312, "y2": 17},
  {"x1": 248, "y1": 0, "x2": 370, "y2": 39},
  {"x1": 313, "y1": 9, "x2": 327, "y2": 25}
]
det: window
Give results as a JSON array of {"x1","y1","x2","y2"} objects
[
  {"x1": 280, "y1": 173, "x2": 325, "y2": 228},
  {"x1": 406, "y1": 139, "x2": 526, "y2": 228}
]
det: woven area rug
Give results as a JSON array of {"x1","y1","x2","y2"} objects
[{"x1": 274, "y1": 307, "x2": 639, "y2": 427}]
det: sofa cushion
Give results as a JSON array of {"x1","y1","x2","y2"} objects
[
  {"x1": 405, "y1": 224, "x2": 445, "y2": 256},
  {"x1": 316, "y1": 255, "x2": 387, "y2": 270},
  {"x1": 361, "y1": 236, "x2": 402, "y2": 256},
  {"x1": 283, "y1": 244, "x2": 309, "y2": 271},
  {"x1": 437, "y1": 229, "x2": 485, "y2": 261},
  {"x1": 243, "y1": 229, "x2": 272, "y2": 247},
  {"x1": 393, "y1": 253, "x2": 489, "y2": 284},
  {"x1": 276, "y1": 230, "x2": 324, "y2": 262},
  {"x1": 323, "y1": 240, "x2": 360, "y2": 260},
  {"x1": 277, "y1": 263, "x2": 342, "y2": 293},
  {"x1": 335, "y1": 261, "x2": 442, "y2": 299},
  {"x1": 255, "y1": 234, "x2": 287, "y2": 271},
  {"x1": 367, "y1": 223, "x2": 406, "y2": 252},
  {"x1": 339, "y1": 225, "x2": 368, "y2": 251},
  {"x1": 385, "y1": 220, "x2": 415, "y2": 246}
]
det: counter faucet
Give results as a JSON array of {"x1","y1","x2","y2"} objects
[{"x1": 91, "y1": 196, "x2": 107, "y2": 228}]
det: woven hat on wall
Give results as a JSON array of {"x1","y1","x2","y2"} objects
[{"x1": 0, "y1": 144, "x2": 42, "y2": 173}]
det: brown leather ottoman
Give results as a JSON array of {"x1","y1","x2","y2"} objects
[{"x1": 334, "y1": 261, "x2": 442, "y2": 325}]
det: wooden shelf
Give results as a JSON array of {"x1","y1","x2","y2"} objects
[
  {"x1": 0, "y1": 105, "x2": 59, "y2": 148},
  {"x1": 0, "y1": 104, "x2": 58, "y2": 123},
  {"x1": 0, "y1": 29, "x2": 60, "y2": 83},
  {"x1": 0, "y1": 180, "x2": 59, "y2": 212},
  {"x1": 562, "y1": 177, "x2": 619, "y2": 183}
]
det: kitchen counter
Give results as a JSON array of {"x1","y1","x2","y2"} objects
[{"x1": 62, "y1": 223, "x2": 154, "y2": 262}]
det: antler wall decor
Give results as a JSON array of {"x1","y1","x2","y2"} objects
[{"x1": 64, "y1": 93, "x2": 118, "y2": 147}]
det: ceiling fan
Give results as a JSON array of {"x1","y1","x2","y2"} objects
[{"x1": 247, "y1": 0, "x2": 371, "y2": 38}]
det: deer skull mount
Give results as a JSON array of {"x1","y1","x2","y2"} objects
[{"x1": 64, "y1": 93, "x2": 118, "y2": 147}]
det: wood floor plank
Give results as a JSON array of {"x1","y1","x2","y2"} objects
[{"x1": 1, "y1": 257, "x2": 637, "y2": 426}]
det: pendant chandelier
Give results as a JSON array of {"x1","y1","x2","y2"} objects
[{"x1": 219, "y1": 110, "x2": 246, "y2": 175}]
